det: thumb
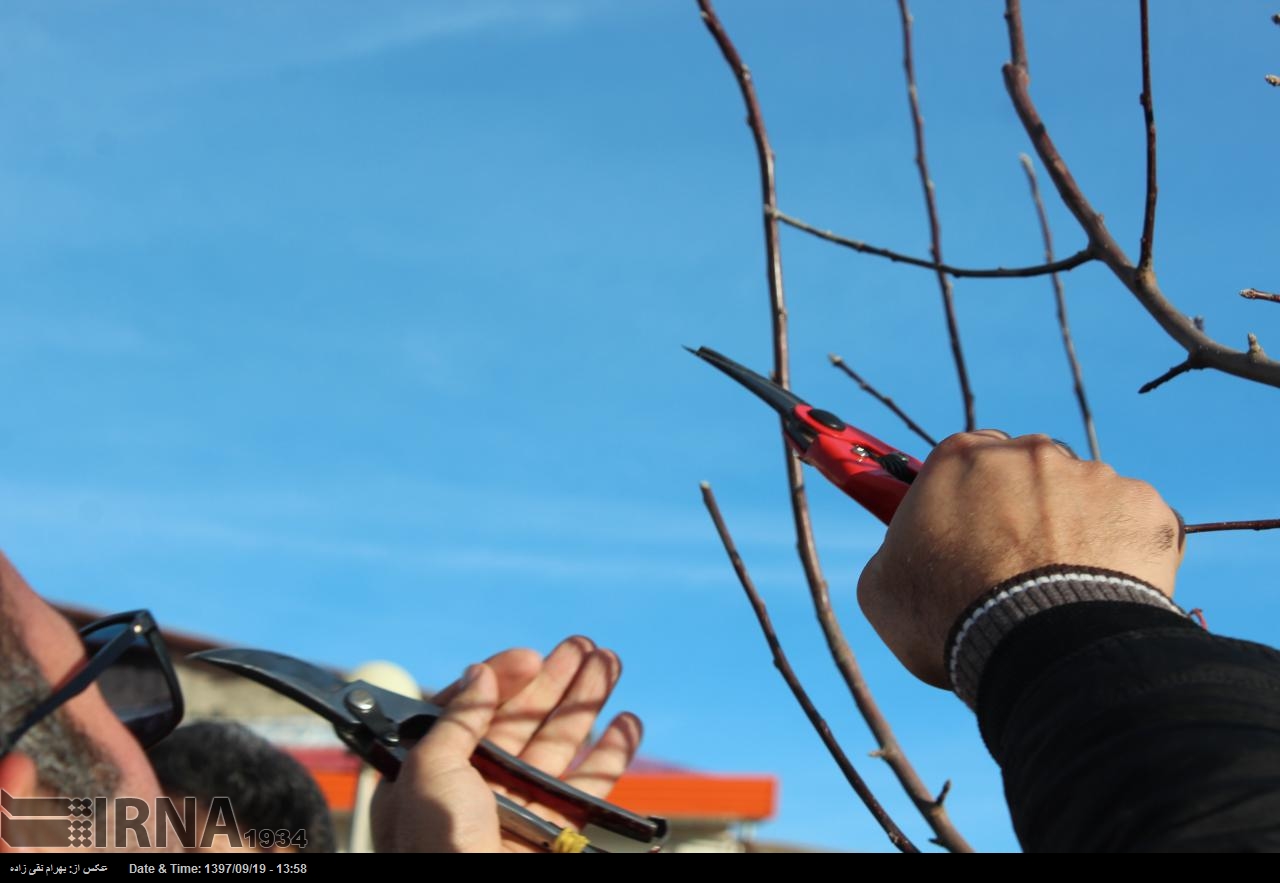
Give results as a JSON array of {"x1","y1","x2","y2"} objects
[
  {"x1": 372, "y1": 664, "x2": 501, "y2": 853},
  {"x1": 413, "y1": 663, "x2": 498, "y2": 775}
]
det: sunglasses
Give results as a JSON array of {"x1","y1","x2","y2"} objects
[{"x1": 1, "y1": 610, "x2": 185, "y2": 757}]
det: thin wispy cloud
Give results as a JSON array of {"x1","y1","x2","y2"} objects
[
  {"x1": 0, "y1": 478, "x2": 878, "y2": 589},
  {"x1": 0, "y1": 2, "x2": 611, "y2": 98}
]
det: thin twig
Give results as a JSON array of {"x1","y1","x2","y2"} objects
[
  {"x1": 1241, "y1": 288, "x2": 1280, "y2": 304},
  {"x1": 696, "y1": 0, "x2": 787, "y2": 384},
  {"x1": 829, "y1": 353, "x2": 938, "y2": 447},
  {"x1": 898, "y1": 0, "x2": 974, "y2": 430},
  {"x1": 1019, "y1": 155, "x2": 1101, "y2": 459},
  {"x1": 1184, "y1": 518, "x2": 1280, "y2": 534},
  {"x1": 698, "y1": 0, "x2": 972, "y2": 852},
  {"x1": 773, "y1": 209, "x2": 1095, "y2": 278},
  {"x1": 1002, "y1": 0, "x2": 1280, "y2": 389},
  {"x1": 699, "y1": 483, "x2": 920, "y2": 854},
  {"x1": 1138, "y1": 0, "x2": 1158, "y2": 271},
  {"x1": 1138, "y1": 356, "x2": 1204, "y2": 394}
]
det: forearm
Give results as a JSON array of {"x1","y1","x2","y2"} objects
[{"x1": 965, "y1": 568, "x2": 1280, "y2": 852}]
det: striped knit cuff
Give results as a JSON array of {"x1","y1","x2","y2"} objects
[{"x1": 945, "y1": 565, "x2": 1185, "y2": 709}]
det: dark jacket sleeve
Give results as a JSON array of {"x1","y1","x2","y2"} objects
[{"x1": 976, "y1": 602, "x2": 1280, "y2": 852}]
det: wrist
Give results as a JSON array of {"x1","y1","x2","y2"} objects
[{"x1": 944, "y1": 564, "x2": 1185, "y2": 708}]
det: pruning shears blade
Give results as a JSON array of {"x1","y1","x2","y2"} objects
[
  {"x1": 688, "y1": 344, "x2": 923, "y2": 525},
  {"x1": 684, "y1": 346, "x2": 807, "y2": 418},
  {"x1": 189, "y1": 648, "x2": 354, "y2": 718}
]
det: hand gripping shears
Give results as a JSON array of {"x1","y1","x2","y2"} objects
[
  {"x1": 687, "y1": 346, "x2": 923, "y2": 525},
  {"x1": 189, "y1": 648, "x2": 668, "y2": 854}
]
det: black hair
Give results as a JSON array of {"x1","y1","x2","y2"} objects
[{"x1": 148, "y1": 720, "x2": 336, "y2": 853}]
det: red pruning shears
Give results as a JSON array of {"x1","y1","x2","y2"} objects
[{"x1": 688, "y1": 347, "x2": 923, "y2": 525}]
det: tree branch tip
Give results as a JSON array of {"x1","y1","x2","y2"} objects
[
  {"x1": 1272, "y1": 12, "x2": 1279, "y2": 24},
  {"x1": 1138, "y1": 357, "x2": 1204, "y2": 394},
  {"x1": 1267, "y1": 74, "x2": 1280, "y2": 87},
  {"x1": 699, "y1": 480, "x2": 712, "y2": 492},
  {"x1": 1248, "y1": 333, "x2": 1266, "y2": 358},
  {"x1": 868, "y1": 748, "x2": 886, "y2": 759},
  {"x1": 828, "y1": 353, "x2": 843, "y2": 365},
  {"x1": 934, "y1": 779, "x2": 953, "y2": 806}
]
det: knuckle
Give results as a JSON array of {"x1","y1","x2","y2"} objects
[
  {"x1": 1084, "y1": 459, "x2": 1118, "y2": 478},
  {"x1": 1017, "y1": 432, "x2": 1056, "y2": 451},
  {"x1": 1018, "y1": 434, "x2": 1071, "y2": 464},
  {"x1": 933, "y1": 432, "x2": 980, "y2": 455},
  {"x1": 932, "y1": 430, "x2": 1006, "y2": 460},
  {"x1": 1120, "y1": 476, "x2": 1163, "y2": 505}
]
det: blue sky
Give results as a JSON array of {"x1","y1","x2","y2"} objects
[{"x1": 1, "y1": 0, "x2": 1277, "y2": 852}]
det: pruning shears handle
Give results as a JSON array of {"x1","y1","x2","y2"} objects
[{"x1": 688, "y1": 346, "x2": 922, "y2": 524}]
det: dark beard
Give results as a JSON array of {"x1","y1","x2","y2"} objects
[{"x1": 1, "y1": 610, "x2": 122, "y2": 798}]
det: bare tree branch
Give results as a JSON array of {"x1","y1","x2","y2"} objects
[
  {"x1": 696, "y1": 0, "x2": 787, "y2": 384},
  {"x1": 1138, "y1": 0, "x2": 1158, "y2": 271},
  {"x1": 898, "y1": 0, "x2": 975, "y2": 430},
  {"x1": 773, "y1": 209, "x2": 1095, "y2": 278},
  {"x1": 1241, "y1": 288, "x2": 1280, "y2": 304},
  {"x1": 1185, "y1": 518, "x2": 1280, "y2": 534},
  {"x1": 698, "y1": 0, "x2": 972, "y2": 852},
  {"x1": 699, "y1": 482, "x2": 920, "y2": 854},
  {"x1": 1002, "y1": 0, "x2": 1280, "y2": 389},
  {"x1": 1020, "y1": 154, "x2": 1102, "y2": 459},
  {"x1": 1138, "y1": 356, "x2": 1205, "y2": 394},
  {"x1": 829, "y1": 353, "x2": 939, "y2": 447}
]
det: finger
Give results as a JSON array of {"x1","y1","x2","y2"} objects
[
  {"x1": 560, "y1": 712, "x2": 643, "y2": 799},
  {"x1": 412, "y1": 664, "x2": 498, "y2": 777},
  {"x1": 924, "y1": 430, "x2": 1012, "y2": 472},
  {"x1": 430, "y1": 647, "x2": 543, "y2": 708},
  {"x1": 482, "y1": 636, "x2": 597, "y2": 756},
  {"x1": 933, "y1": 429, "x2": 1011, "y2": 452},
  {"x1": 518, "y1": 648, "x2": 622, "y2": 776},
  {"x1": 1013, "y1": 433, "x2": 1080, "y2": 460}
]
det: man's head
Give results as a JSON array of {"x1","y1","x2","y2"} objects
[
  {"x1": 0, "y1": 552, "x2": 165, "y2": 848},
  {"x1": 148, "y1": 721, "x2": 336, "y2": 853}
]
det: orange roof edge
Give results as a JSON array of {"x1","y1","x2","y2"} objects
[
  {"x1": 297, "y1": 752, "x2": 775, "y2": 821},
  {"x1": 609, "y1": 772, "x2": 776, "y2": 821}
]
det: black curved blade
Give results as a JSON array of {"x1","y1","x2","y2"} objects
[
  {"x1": 685, "y1": 346, "x2": 807, "y2": 417},
  {"x1": 188, "y1": 647, "x2": 355, "y2": 723}
]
